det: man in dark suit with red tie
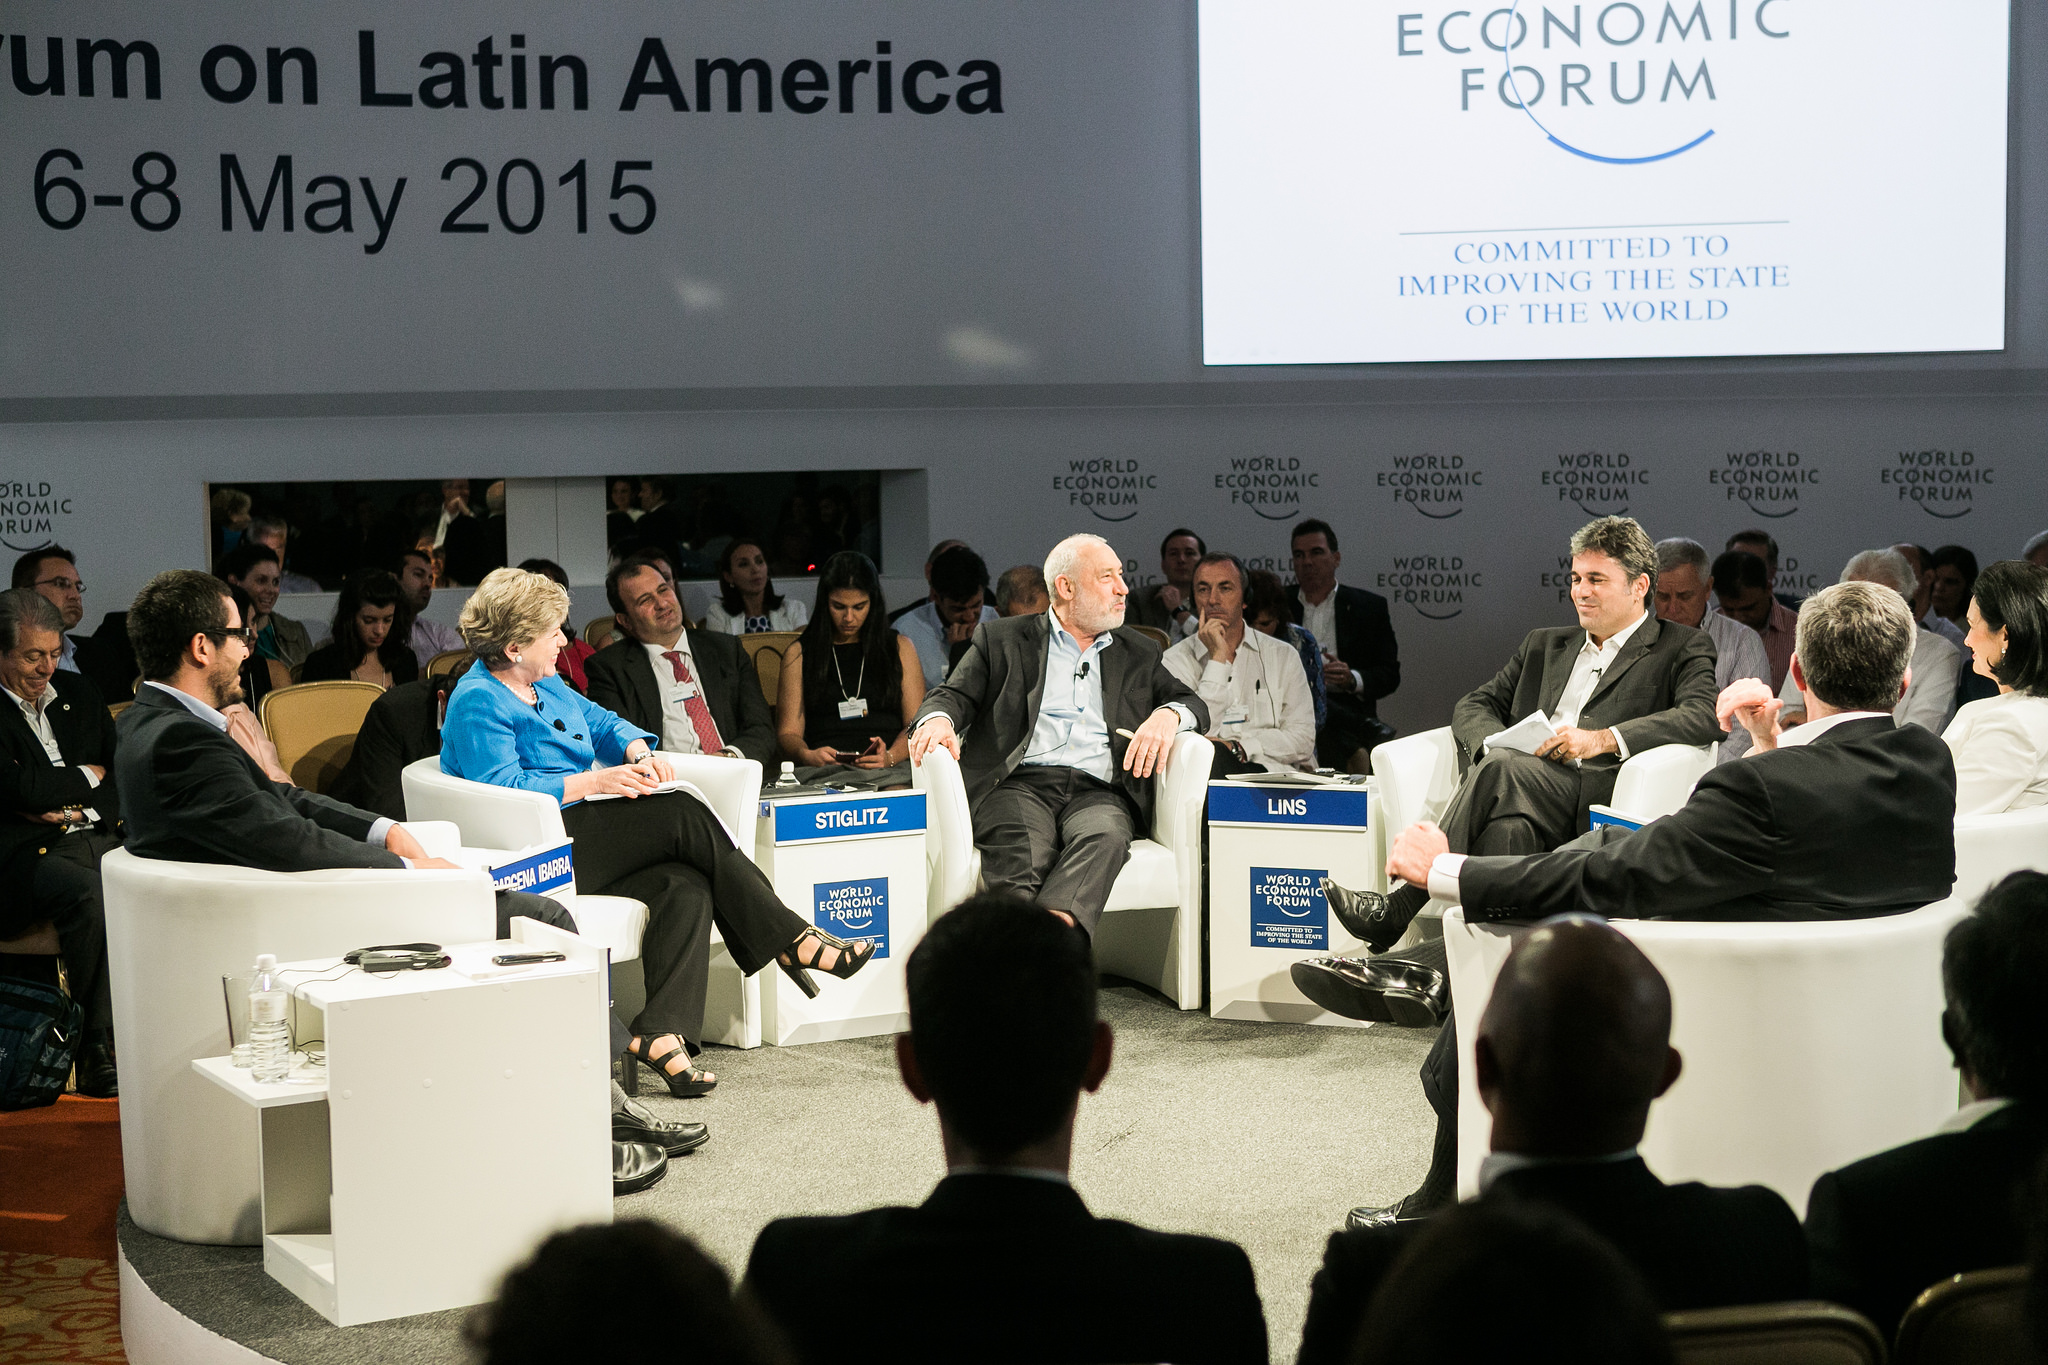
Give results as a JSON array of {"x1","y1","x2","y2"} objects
[{"x1": 583, "y1": 553, "x2": 776, "y2": 767}]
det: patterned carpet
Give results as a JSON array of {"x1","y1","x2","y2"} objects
[{"x1": 0, "y1": 1095, "x2": 126, "y2": 1363}]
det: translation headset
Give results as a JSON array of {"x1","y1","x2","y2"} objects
[{"x1": 343, "y1": 943, "x2": 452, "y2": 974}]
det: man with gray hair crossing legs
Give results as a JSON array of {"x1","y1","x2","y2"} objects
[{"x1": 909, "y1": 534, "x2": 1207, "y2": 934}]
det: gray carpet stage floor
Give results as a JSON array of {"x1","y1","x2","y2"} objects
[{"x1": 121, "y1": 984, "x2": 1440, "y2": 1364}]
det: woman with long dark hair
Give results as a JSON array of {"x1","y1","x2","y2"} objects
[
  {"x1": 701, "y1": 538, "x2": 809, "y2": 635},
  {"x1": 299, "y1": 570, "x2": 418, "y2": 687},
  {"x1": 776, "y1": 552, "x2": 923, "y2": 776},
  {"x1": 1943, "y1": 559, "x2": 2048, "y2": 815}
]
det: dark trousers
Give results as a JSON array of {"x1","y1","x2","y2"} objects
[
  {"x1": 973, "y1": 766, "x2": 1136, "y2": 935},
  {"x1": 563, "y1": 791, "x2": 806, "y2": 1047},
  {"x1": 1, "y1": 828, "x2": 118, "y2": 1033},
  {"x1": 1317, "y1": 695, "x2": 1393, "y2": 770}
]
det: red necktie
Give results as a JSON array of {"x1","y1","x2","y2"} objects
[{"x1": 661, "y1": 650, "x2": 725, "y2": 755}]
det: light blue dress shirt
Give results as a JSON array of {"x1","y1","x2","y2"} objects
[{"x1": 1018, "y1": 612, "x2": 1194, "y2": 784}]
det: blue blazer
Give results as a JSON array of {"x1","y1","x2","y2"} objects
[{"x1": 440, "y1": 669, "x2": 655, "y2": 803}]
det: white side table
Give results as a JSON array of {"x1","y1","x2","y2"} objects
[
  {"x1": 193, "y1": 919, "x2": 611, "y2": 1326},
  {"x1": 1207, "y1": 780, "x2": 1379, "y2": 1026},
  {"x1": 754, "y1": 789, "x2": 928, "y2": 1046}
]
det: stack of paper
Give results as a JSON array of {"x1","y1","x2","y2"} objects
[{"x1": 1484, "y1": 710, "x2": 1559, "y2": 756}]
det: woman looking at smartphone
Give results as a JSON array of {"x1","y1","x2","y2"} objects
[{"x1": 776, "y1": 551, "x2": 922, "y2": 779}]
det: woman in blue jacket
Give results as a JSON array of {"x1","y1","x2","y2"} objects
[{"x1": 442, "y1": 568, "x2": 873, "y2": 1096}]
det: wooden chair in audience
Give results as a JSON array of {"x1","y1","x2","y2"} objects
[
  {"x1": 1664, "y1": 1302, "x2": 1887, "y2": 1365},
  {"x1": 1894, "y1": 1266, "x2": 2033, "y2": 1365},
  {"x1": 108, "y1": 701, "x2": 133, "y2": 721},
  {"x1": 259, "y1": 681, "x2": 384, "y2": 793},
  {"x1": 741, "y1": 631, "x2": 802, "y2": 706},
  {"x1": 1131, "y1": 624, "x2": 1173, "y2": 650},
  {"x1": 583, "y1": 616, "x2": 617, "y2": 650},
  {"x1": 424, "y1": 648, "x2": 470, "y2": 678}
]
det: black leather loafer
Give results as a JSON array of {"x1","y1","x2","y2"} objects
[
  {"x1": 1345, "y1": 1194, "x2": 1441, "y2": 1232},
  {"x1": 1291, "y1": 955, "x2": 1448, "y2": 1027},
  {"x1": 1321, "y1": 879, "x2": 1413, "y2": 954},
  {"x1": 612, "y1": 1140, "x2": 669, "y2": 1195},
  {"x1": 613, "y1": 1095, "x2": 711, "y2": 1157},
  {"x1": 74, "y1": 1034, "x2": 118, "y2": 1099}
]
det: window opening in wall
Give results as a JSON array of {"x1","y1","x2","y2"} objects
[
  {"x1": 209, "y1": 479, "x2": 508, "y2": 590},
  {"x1": 606, "y1": 471, "x2": 883, "y2": 579}
]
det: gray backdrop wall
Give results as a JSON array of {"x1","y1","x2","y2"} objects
[{"x1": 2, "y1": 1, "x2": 2041, "y2": 735}]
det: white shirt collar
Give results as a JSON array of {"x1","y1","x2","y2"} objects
[
  {"x1": 1776, "y1": 709, "x2": 1893, "y2": 748},
  {"x1": 947, "y1": 1163, "x2": 1072, "y2": 1187},
  {"x1": 640, "y1": 631, "x2": 692, "y2": 663},
  {"x1": 1478, "y1": 1147, "x2": 1639, "y2": 1193},
  {"x1": 3, "y1": 675, "x2": 57, "y2": 719},
  {"x1": 1937, "y1": 1096, "x2": 2013, "y2": 1135},
  {"x1": 1048, "y1": 608, "x2": 1115, "y2": 653},
  {"x1": 1582, "y1": 607, "x2": 1649, "y2": 657},
  {"x1": 144, "y1": 679, "x2": 230, "y2": 732}
]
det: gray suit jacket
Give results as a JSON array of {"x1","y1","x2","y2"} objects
[
  {"x1": 912, "y1": 614, "x2": 1208, "y2": 828},
  {"x1": 1452, "y1": 615, "x2": 1721, "y2": 775}
]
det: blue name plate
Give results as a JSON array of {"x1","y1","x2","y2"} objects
[
  {"x1": 771, "y1": 792, "x2": 927, "y2": 844},
  {"x1": 489, "y1": 840, "x2": 575, "y2": 895},
  {"x1": 1589, "y1": 805, "x2": 1647, "y2": 832},
  {"x1": 1209, "y1": 783, "x2": 1370, "y2": 830},
  {"x1": 1249, "y1": 866, "x2": 1328, "y2": 951},
  {"x1": 814, "y1": 877, "x2": 889, "y2": 959}
]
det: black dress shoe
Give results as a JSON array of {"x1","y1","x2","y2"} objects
[
  {"x1": 1322, "y1": 879, "x2": 1416, "y2": 954},
  {"x1": 1345, "y1": 1192, "x2": 1443, "y2": 1232},
  {"x1": 1290, "y1": 955, "x2": 1448, "y2": 1027},
  {"x1": 74, "y1": 1033, "x2": 117, "y2": 1099},
  {"x1": 613, "y1": 1095, "x2": 711, "y2": 1157},
  {"x1": 613, "y1": 1140, "x2": 669, "y2": 1195}
]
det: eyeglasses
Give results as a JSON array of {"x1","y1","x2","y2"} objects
[
  {"x1": 33, "y1": 577, "x2": 83, "y2": 593},
  {"x1": 206, "y1": 627, "x2": 256, "y2": 645}
]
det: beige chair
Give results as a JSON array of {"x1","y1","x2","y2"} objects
[
  {"x1": 259, "y1": 681, "x2": 384, "y2": 793},
  {"x1": 424, "y1": 648, "x2": 470, "y2": 678},
  {"x1": 1665, "y1": 1302, "x2": 1888, "y2": 1365},
  {"x1": 582, "y1": 615, "x2": 617, "y2": 649},
  {"x1": 108, "y1": 700, "x2": 133, "y2": 721},
  {"x1": 1894, "y1": 1266, "x2": 2033, "y2": 1365},
  {"x1": 741, "y1": 630, "x2": 802, "y2": 706},
  {"x1": 1131, "y1": 624, "x2": 1172, "y2": 650}
]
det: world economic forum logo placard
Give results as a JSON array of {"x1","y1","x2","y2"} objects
[
  {"x1": 814, "y1": 877, "x2": 889, "y2": 959},
  {"x1": 1250, "y1": 866, "x2": 1329, "y2": 951}
]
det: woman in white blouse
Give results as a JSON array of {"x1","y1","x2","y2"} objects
[
  {"x1": 1943, "y1": 559, "x2": 2048, "y2": 815},
  {"x1": 699, "y1": 537, "x2": 811, "y2": 635}
]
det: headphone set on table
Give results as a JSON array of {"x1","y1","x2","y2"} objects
[{"x1": 343, "y1": 943, "x2": 451, "y2": 974}]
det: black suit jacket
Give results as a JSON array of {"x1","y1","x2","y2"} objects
[
  {"x1": 70, "y1": 631, "x2": 135, "y2": 704},
  {"x1": 1806, "y1": 1102, "x2": 2045, "y2": 1335},
  {"x1": 328, "y1": 676, "x2": 446, "y2": 821},
  {"x1": 1286, "y1": 584, "x2": 1401, "y2": 713},
  {"x1": 0, "y1": 673, "x2": 120, "y2": 877},
  {"x1": 1460, "y1": 716, "x2": 1956, "y2": 922},
  {"x1": 911, "y1": 614, "x2": 1208, "y2": 827},
  {"x1": 1297, "y1": 1158, "x2": 1806, "y2": 1365},
  {"x1": 115, "y1": 685, "x2": 401, "y2": 871},
  {"x1": 745, "y1": 1173, "x2": 1266, "y2": 1365},
  {"x1": 580, "y1": 631, "x2": 776, "y2": 767}
]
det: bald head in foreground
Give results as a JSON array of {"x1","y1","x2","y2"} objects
[{"x1": 1296, "y1": 918, "x2": 1805, "y2": 1365}]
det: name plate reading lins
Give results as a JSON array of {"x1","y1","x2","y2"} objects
[
  {"x1": 771, "y1": 792, "x2": 927, "y2": 845},
  {"x1": 1249, "y1": 866, "x2": 1329, "y2": 951},
  {"x1": 1208, "y1": 783, "x2": 1369, "y2": 831},
  {"x1": 813, "y1": 877, "x2": 890, "y2": 959},
  {"x1": 488, "y1": 840, "x2": 575, "y2": 896}
]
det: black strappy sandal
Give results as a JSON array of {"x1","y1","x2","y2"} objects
[
  {"x1": 776, "y1": 927, "x2": 878, "y2": 999},
  {"x1": 625, "y1": 1034, "x2": 718, "y2": 1098}
]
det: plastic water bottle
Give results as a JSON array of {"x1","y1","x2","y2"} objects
[
  {"x1": 249, "y1": 954, "x2": 291, "y2": 1083},
  {"x1": 775, "y1": 761, "x2": 800, "y2": 788}
]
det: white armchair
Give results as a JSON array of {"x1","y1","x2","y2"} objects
[
  {"x1": 103, "y1": 835, "x2": 497, "y2": 1246},
  {"x1": 399, "y1": 754, "x2": 765, "y2": 1049},
  {"x1": 1953, "y1": 805, "x2": 2048, "y2": 903},
  {"x1": 913, "y1": 731, "x2": 1212, "y2": 1009},
  {"x1": 1442, "y1": 898, "x2": 1969, "y2": 1214},
  {"x1": 1373, "y1": 726, "x2": 1715, "y2": 832}
]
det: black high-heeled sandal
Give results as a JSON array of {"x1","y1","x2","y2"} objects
[
  {"x1": 776, "y1": 927, "x2": 878, "y2": 999},
  {"x1": 625, "y1": 1034, "x2": 718, "y2": 1098}
]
